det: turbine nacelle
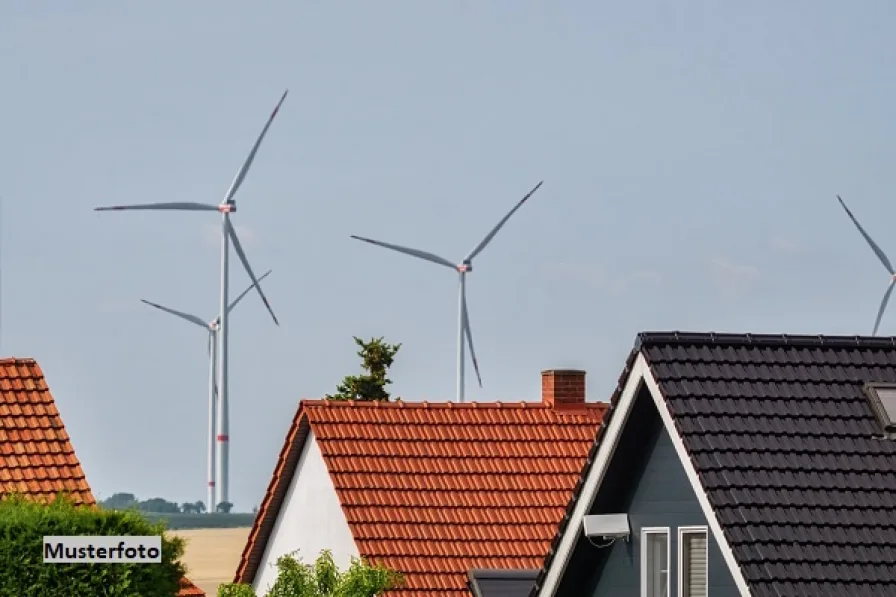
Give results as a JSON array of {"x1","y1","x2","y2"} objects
[
  {"x1": 218, "y1": 204, "x2": 236, "y2": 214},
  {"x1": 457, "y1": 262, "x2": 473, "y2": 273}
]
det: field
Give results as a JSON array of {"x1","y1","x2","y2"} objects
[
  {"x1": 174, "y1": 527, "x2": 252, "y2": 597},
  {"x1": 143, "y1": 512, "x2": 256, "y2": 530}
]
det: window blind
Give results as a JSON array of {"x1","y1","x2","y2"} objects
[{"x1": 681, "y1": 531, "x2": 708, "y2": 597}]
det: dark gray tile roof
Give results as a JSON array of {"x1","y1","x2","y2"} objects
[
  {"x1": 643, "y1": 332, "x2": 896, "y2": 597},
  {"x1": 533, "y1": 332, "x2": 896, "y2": 597},
  {"x1": 468, "y1": 569, "x2": 538, "y2": 597}
]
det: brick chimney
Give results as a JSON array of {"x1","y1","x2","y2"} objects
[{"x1": 541, "y1": 369, "x2": 586, "y2": 407}]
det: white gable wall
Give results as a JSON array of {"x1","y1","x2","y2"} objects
[{"x1": 252, "y1": 429, "x2": 358, "y2": 596}]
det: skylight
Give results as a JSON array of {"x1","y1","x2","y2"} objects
[{"x1": 863, "y1": 383, "x2": 896, "y2": 433}]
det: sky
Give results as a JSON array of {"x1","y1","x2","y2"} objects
[{"x1": 2, "y1": 1, "x2": 896, "y2": 511}]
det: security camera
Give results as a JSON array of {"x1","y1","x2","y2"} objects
[{"x1": 582, "y1": 514, "x2": 630, "y2": 540}]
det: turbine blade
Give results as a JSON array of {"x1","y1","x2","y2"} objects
[
  {"x1": 461, "y1": 289, "x2": 482, "y2": 388},
  {"x1": 207, "y1": 332, "x2": 212, "y2": 357},
  {"x1": 225, "y1": 219, "x2": 279, "y2": 325},
  {"x1": 837, "y1": 195, "x2": 895, "y2": 274},
  {"x1": 140, "y1": 299, "x2": 208, "y2": 329},
  {"x1": 227, "y1": 269, "x2": 273, "y2": 313},
  {"x1": 465, "y1": 181, "x2": 543, "y2": 262},
  {"x1": 95, "y1": 202, "x2": 219, "y2": 212},
  {"x1": 873, "y1": 280, "x2": 896, "y2": 336},
  {"x1": 350, "y1": 235, "x2": 455, "y2": 269},
  {"x1": 223, "y1": 90, "x2": 289, "y2": 205}
]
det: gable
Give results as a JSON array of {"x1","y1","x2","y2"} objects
[
  {"x1": 534, "y1": 353, "x2": 751, "y2": 597},
  {"x1": 252, "y1": 428, "x2": 357, "y2": 595},
  {"x1": 555, "y1": 385, "x2": 737, "y2": 597},
  {"x1": 238, "y1": 398, "x2": 606, "y2": 595}
]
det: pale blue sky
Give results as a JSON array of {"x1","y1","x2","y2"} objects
[{"x1": 3, "y1": 2, "x2": 896, "y2": 510}]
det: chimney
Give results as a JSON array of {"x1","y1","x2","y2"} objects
[{"x1": 542, "y1": 369, "x2": 586, "y2": 407}]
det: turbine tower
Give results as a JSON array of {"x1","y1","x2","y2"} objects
[
  {"x1": 837, "y1": 195, "x2": 896, "y2": 335},
  {"x1": 95, "y1": 91, "x2": 286, "y2": 507},
  {"x1": 350, "y1": 181, "x2": 543, "y2": 402},
  {"x1": 140, "y1": 270, "x2": 272, "y2": 513}
]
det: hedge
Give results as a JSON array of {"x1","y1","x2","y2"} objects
[{"x1": 0, "y1": 494, "x2": 186, "y2": 597}]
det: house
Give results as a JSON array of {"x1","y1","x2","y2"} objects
[
  {"x1": 531, "y1": 332, "x2": 896, "y2": 597},
  {"x1": 0, "y1": 357, "x2": 205, "y2": 597},
  {"x1": 233, "y1": 369, "x2": 608, "y2": 596}
]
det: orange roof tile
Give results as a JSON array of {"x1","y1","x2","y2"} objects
[
  {"x1": 0, "y1": 358, "x2": 94, "y2": 505},
  {"x1": 177, "y1": 576, "x2": 206, "y2": 596},
  {"x1": 0, "y1": 358, "x2": 203, "y2": 597},
  {"x1": 236, "y1": 399, "x2": 607, "y2": 596}
]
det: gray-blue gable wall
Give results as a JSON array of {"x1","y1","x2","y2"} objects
[{"x1": 552, "y1": 385, "x2": 741, "y2": 597}]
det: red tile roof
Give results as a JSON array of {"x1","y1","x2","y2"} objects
[
  {"x1": 0, "y1": 358, "x2": 93, "y2": 504},
  {"x1": 177, "y1": 576, "x2": 206, "y2": 596},
  {"x1": 0, "y1": 358, "x2": 204, "y2": 597},
  {"x1": 235, "y1": 399, "x2": 607, "y2": 596}
]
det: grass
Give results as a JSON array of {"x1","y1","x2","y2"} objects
[{"x1": 175, "y1": 527, "x2": 252, "y2": 597}]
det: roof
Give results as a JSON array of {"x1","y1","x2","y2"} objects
[
  {"x1": 0, "y1": 358, "x2": 94, "y2": 504},
  {"x1": 0, "y1": 358, "x2": 204, "y2": 597},
  {"x1": 236, "y1": 398, "x2": 607, "y2": 596},
  {"x1": 177, "y1": 577, "x2": 206, "y2": 596},
  {"x1": 467, "y1": 569, "x2": 538, "y2": 597},
  {"x1": 536, "y1": 332, "x2": 896, "y2": 597}
]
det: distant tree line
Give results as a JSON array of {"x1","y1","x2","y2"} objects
[
  {"x1": 99, "y1": 492, "x2": 238, "y2": 514},
  {"x1": 97, "y1": 336, "x2": 400, "y2": 521}
]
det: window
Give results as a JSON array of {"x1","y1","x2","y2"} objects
[
  {"x1": 641, "y1": 528, "x2": 669, "y2": 597},
  {"x1": 863, "y1": 383, "x2": 896, "y2": 433},
  {"x1": 679, "y1": 527, "x2": 708, "y2": 597}
]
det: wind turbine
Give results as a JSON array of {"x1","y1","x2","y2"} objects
[
  {"x1": 140, "y1": 270, "x2": 272, "y2": 514},
  {"x1": 837, "y1": 194, "x2": 896, "y2": 335},
  {"x1": 350, "y1": 181, "x2": 543, "y2": 403},
  {"x1": 94, "y1": 91, "x2": 287, "y2": 507}
]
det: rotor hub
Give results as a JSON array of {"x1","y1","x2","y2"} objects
[
  {"x1": 457, "y1": 262, "x2": 472, "y2": 273},
  {"x1": 218, "y1": 203, "x2": 236, "y2": 214},
  {"x1": 209, "y1": 321, "x2": 219, "y2": 331}
]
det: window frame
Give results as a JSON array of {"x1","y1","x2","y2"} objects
[
  {"x1": 640, "y1": 526, "x2": 671, "y2": 597},
  {"x1": 864, "y1": 382, "x2": 896, "y2": 432},
  {"x1": 678, "y1": 526, "x2": 709, "y2": 597}
]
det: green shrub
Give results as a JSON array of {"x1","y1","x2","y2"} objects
[
  {"x1": 219, "y1": 583, "x2": 256, "y2": 597},
  {"x1": 0, "y1": 494, "x2": 186, "y2": 597},
  {"x1": 219, "y1": 549, "x2": 402, "y2": 597}
]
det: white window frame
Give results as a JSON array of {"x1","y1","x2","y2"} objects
[
  {"x1": 678, "y1": 526, "x2": 709, "y2": 597},
  {"x1": 640, "y1": 527, "x2": 671, "y2": 597}
]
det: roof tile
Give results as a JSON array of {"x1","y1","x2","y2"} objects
[
  {"x1": 0, "y1": 359, "x2": 94, "y2": 505},
  {"x1": 237, "y1": 399, "x2": 606, "y2": 596},
  {"x1": 637, "y1": 332, "x2": 896, "y2": 596},
  {"x1": 0, "y1": 358, "x2": 204, "y2": 597}
]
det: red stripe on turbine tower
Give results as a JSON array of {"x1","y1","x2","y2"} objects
[{"x1": 217, "y1": 434, "x2": 229, "y2": 441}]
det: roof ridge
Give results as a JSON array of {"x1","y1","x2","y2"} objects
[
  {"x1": 634, "y1": 331, "x2": 896, "y2": 350},
  {"x1": 299, "y1": 399, "x2": 607, "y2": 410}
]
